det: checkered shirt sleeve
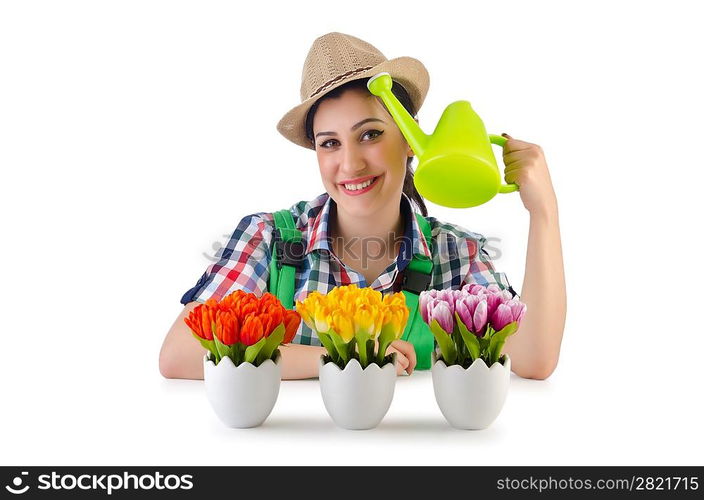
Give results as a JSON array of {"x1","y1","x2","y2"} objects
[{"x1": 180, "y1": 213, "x2": 273, "y2": 304}]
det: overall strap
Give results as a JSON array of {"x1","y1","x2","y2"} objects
[
  {"x1": 269, "y1": 210, "x2": 305, "y2": 310},
  {"x1": 400, "y1": 213, "x2": 435, "y2": 370}
]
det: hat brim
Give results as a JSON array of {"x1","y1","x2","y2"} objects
[{"x1": 276, "y1": 56, "x2": 429, "y2": 150}]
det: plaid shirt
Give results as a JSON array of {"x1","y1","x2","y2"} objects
[{"x1": 181, "y1": 192, "x2": 517, "y2": 346}]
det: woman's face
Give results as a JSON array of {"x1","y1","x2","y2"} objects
[{"x1": 312, "y1": 87, "x2": 412, "y2": 219}]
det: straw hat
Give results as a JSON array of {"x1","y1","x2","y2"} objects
[{"x1": 276, "y1": 32, "x2": 430, "y2": 150}]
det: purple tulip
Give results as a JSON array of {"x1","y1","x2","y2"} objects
[
  {"x1": 424, "y1": 298, "x2": 444, "y2": 325},
  {"x1": 485, "y1": 292, "x2": 504, "y2": 319},
  {"x1": 455, "y1": 298, "x2": 473, "y2": 332},
  {"x1": 436, "y1": 289, "x2": 456, "y2": 316},
  {"x1": 422, "y1": 284, "x2": 526, "y2": 337},
  {"x1": 462, "y1": 283, "x2": 487, "y2": 296},
  {"x1": 463, "y1": 294, "x2": 483, "y2": 315},
  {"x1": 472, "y1": 299, "x2": 488, "y2": 336},
  {"x1": 506, "y1": 299, "x2": 527, "y2": 324},
  {"x1": 491, "y1": 303, "x2": 514, "y2": 332},
  {"x1": 430, "y1": 300, "x2": 454, "y2": 334},
  {"x1": 419, "y1": 290, "x2": 438, "y2": 323}
]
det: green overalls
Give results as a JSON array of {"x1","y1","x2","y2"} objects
[{"x1": 268, "y1": 209, "x2": 436, "y2": 370}]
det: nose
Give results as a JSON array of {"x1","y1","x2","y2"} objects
[{"x1": 339, "y1": 144, "x2": 368, "y2": 178}]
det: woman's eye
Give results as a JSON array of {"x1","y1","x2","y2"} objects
[
  {"x1": 319, "y1": 139, "x2": 339, "y2": 148},
  {"x1": 363, "y1": 129, "x2": 383, "y2": 140}
]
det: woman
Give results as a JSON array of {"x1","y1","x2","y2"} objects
[{"x1": 159, "y1": 32, "x2": 566, "y2": 381}]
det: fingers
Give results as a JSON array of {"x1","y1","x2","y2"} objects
[
  {"x1": 501, "y1": 133, "x2": 536, "y2": 155},
  {"x1": 504, "y1": 170, "x2": 520, "y2": 185},
  {"x1": 502, "y1": 149, "x2": 539, "y2": 167},
  {"x1": 503, "y1": 161, "x2": 522, "y2": 184},
  {"x1": 388, "y1": 346, "x2": 410, "y2": 375},
  {"x1": 401, "y1": 345, "x2": 416, "y2": 375},
  {"x1": 390, "y1": 340, "x2": 416, "y2": 375},
  {"x1": 394, "y1": 351, "x2": 409, "y2": 376}
]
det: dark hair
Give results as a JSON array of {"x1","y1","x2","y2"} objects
[{"x1": 304, "y1": 78, "x2": 428, "y2": 217}]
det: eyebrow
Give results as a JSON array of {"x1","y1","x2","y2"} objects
[{"x1": 315, "y1": 117, "x2": 386, "y2": 139}]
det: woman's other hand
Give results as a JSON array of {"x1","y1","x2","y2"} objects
[
  {"x1": 501, "y1": 133, "x2": 558, "y2": 217},
  {"x1": 388, "y1": 339, "x2": 417, "y2": 376}
]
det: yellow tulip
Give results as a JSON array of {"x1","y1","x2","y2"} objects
[
  {"x1": 331, "y1": 309, "x2": 355, "y2": 342},
  {"x1": 301, "y1": 286, "x2": 415, "y2": 364},
  {"x1": 314, "y1": 304, "x2": 333, "y2": 333},
  {"x1": 372, "y1": 306, "x2": 386, "y2": 339},
  {"x1": 381, "y1": 305, "x2": 407, "y2": 341},
  {"x1": 353, "y1": 304, "x2": 376, "y2": 337},
  {"x1": 360, "y1": 287, "x2": 382, "y2": 305},
  {"x1": 383, "y1": 292, "x2": 407, "y2": 308},
  {"x1": 294, "y1": 300, "x2": 315, "y2": 331}
]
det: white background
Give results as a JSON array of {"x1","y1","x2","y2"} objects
[{"x1": 1, "y1": 0, "x2": 703, "y2": 466}]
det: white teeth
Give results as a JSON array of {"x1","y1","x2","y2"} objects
[{"x1": 344, "y1": 177, "x2": 375, "y2": 191}]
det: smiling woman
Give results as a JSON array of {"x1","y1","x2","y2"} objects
[{"x1": 159, "y1": 32, "x2": 564, "y2": 382}]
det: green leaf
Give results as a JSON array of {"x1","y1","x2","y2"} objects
[
  {"x1": 429, "y1": 319, "x2": 456, "y2": 365},
  {"x1": 478, "y1": 336, "x2": 491, "y2": 364},
  {"x1": 347, "y1": 340, "x2": 356, "y2": 362},
  {"x1": 488, "y1": 322, "x2": 518, "y2": 365},
  {"x1": 328, "y1": 330, "x2": 350, "y2": 364},
  {"x1": 257, "y1": 324, "x2": 285, "y2": 364},
  {"x1": 376, "y1": 327, "x2": 396, "y2": 365},
  {"x1": 355, "y1": 330, "x2": 370, "y2": 368},
  {"x1": 213, "y1": 334, "x2": 233, "y2": 364},
  {"x1": 317, "y1": 331, "x2": 339, "y2": 364},
  {"x1": 244, "y1": 337, "x2": 267, "y2": 365},
  {"x1": 455, "y1": 312, "x2": 480, "y2": 361},
  {"x1": 232, "y1": 342, "x2": 245, "y2": 366}
]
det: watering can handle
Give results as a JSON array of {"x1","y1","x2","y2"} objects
[{"x1": 489, "y1": 134, "x2": 519, "y2": 193}]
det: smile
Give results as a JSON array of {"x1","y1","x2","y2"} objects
[{"x1": 340, "y1": 175, "x2": 381, "y2": 196}]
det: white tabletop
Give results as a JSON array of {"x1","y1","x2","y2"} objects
[{"x1": 4, "y1": 345, "x2": 698, "y2": 467}]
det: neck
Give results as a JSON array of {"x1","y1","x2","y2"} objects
[{"x1": 330, "y1": 197, "x2": 405, "y2": 263}]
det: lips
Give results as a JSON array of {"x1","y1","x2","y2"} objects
[
  {"x1": 338, "y1": 175, "x2": 377, "y2": 186},
  {"x1": 339, "y1": 175, "x2": 381, "y2": 196}
]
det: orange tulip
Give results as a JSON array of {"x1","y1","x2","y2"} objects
[
  {"x1": 238, "y1": 298, "x2": 259, "y2": 319},
  {"x1": 184, "y1": 303, "x2": 213, "y2": 341},
  {"x1": 186, "y1": 289, "x2": 301, "y2": 362},
  {"x1": 283, "y1": 310, "x2": 301, "y2": 343},
  {"x1": 240, "y1": 315, "x2": 264, "y2": 346},
  {"x1": 200, "y1": 302, "x2": 215, "y2": 340},
  {"x1": 220, "y1": 289, "x2": 247, "y2": 310},
  {"x1": 258, "y1": 292, "x2": 282, "y2": 313},
  {"x1": 214, "y1": 310, "x2": 239, "y2": 345},
  {"x1": 260, "y1": 307, "x2": 284, "y2": 337}
]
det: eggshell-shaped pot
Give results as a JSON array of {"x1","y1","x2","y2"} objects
[
  {"x1": 431, "y1": 351, "x2": 510, "y2": 430},
  {"x1": 318, "y1": 354, "x2": 397, "y2": 430},
  {"x1": 203, "y1": 351, "x2": 281, "y2": 428}
]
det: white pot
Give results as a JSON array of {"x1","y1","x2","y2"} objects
[
  {"x1": 318, "y1": 354, "x2": 397, "y2": 430},
  {"x1": 203, "y1": 351, "x2": 281, "y2": 428},
  {"x1": 431, "y1": 351, "x2": 511, "y2": 430}
]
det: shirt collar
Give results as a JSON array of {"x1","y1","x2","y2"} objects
[{"x1": 305, "y1": 192, "x2": 432, "y2": 263}]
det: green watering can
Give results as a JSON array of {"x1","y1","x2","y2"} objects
[{"x1": 367, "y1": 72, "x2": 519, "y2": 208}]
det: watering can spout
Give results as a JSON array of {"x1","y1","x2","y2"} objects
[{"x1": 368, "y1": 73, "x2": 429, "y2": 157}]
